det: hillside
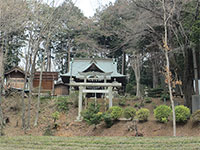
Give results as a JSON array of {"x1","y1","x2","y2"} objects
[{"x1": 1, "y1": 95, "x2": 200, "y2": 137}]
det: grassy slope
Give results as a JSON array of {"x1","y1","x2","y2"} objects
[{"x1": 0, "y1": 136, "x2": 200, "y2": 150}]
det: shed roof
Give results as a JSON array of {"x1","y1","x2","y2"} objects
[
  {"x1": 61, "y1": 58, "x2": 125, "y2": 78},
  {"x1": 5, "y1": 66, "x2": 25, "y2": 76}
]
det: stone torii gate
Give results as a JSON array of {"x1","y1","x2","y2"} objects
[{"x1": 69, "y1": 80, "x2": 121, "y2": 121}]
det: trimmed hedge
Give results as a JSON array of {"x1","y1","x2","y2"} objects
[
  {"x1": 154, "y1": 105, "x2": 171, "y2": 123},
  {"x1": 123, "y1": 107, "x2": 136, "y2": 120},
  {"x1": 175, "y1": 105, "x2": 190, "y2": 123},
  {"x1": 103, "y1": 113, "x2": 113, "y2": 128},
  {"x1": 108, "y1": 106, "x2": 123, "y2": 120},
  {"x1": 136, "y1": 108, "x2": 150, "y2": 122}
]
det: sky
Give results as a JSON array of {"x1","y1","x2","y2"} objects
[
  {"x1": 51, "y1": 0, "x2": 116, "y2": 17},
  {"x1": 73, "y1": 0, "x2": 116, "y2": 17}
]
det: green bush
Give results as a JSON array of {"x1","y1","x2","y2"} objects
[
  {"x1": 175, "y1": 105, "x2": 190, "y2": 123},
  {"x1": 69, "y1": 91, "x2": 79, "y2": 107},
  {"x1": 151, "y1": 102, "x2": 157, "y2": 109},
  {"x1": 123, "y1": 107, "x2": 136, "y2": 120},
  {"x1": 43, "y1": 125, "x2": 54, "y2": 136},
  {"x1": 126, "y1": 83, "x2": 136, "y2": 95},
  {"x1": 134, "y1": 102, "x2": 144, "y2": 108},
  {"x1": 136, "y1": 108, "x2": 150, "y2": 122},
  {"x1": 56, "y1": 96, "x2": 71, "y2": 112},
  {"x1": 140, "y1": 102, "x2": 144, "y2": 107},
  {"x1": 103, "y1": 113, "x2": 114, "y2": 128},
  {"x1": 191, "y1": 110, "x2": 200, "y2": 123},
  {"x1": 144, "y1": 97, "x2": 152, "y2": 103},
  {"x1": 108, "y1": 106, "x2": 123, "y2": 120},
  {"x1": 118, "y1": 97, "x2": 126, "y2": 106},
  {"x1": 134, "y1": 103, "x2": 139, "y2": 108},
  {"x1": 154, "y1": 105, "x2": 171, "y2": 123},
  {"x1": 40, "y1": 96, "x2": 51, "y2": 104},
  {"x1": 132, "y1": 96, "x2": 140, "y2": 101},
  {"x1": 81, "y1": 103, "x2": 103, "y2": 127},
  {"x1": 52, "y1": 111, "x2": 60, "y2": 123},
  {"x1": 161, "y1": 93, "x2": 170, "y2": 101}
]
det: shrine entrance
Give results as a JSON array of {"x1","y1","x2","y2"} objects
[{"x1": 69, "y1": 72, "x2": 122, "y2": 121}]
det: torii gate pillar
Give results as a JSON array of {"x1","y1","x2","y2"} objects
[
  {"x1": 76, "y1": 86, "x2": 83, "y2": 121},
  {"x1": 108, "y1": 86, "x2": 113, "y2": 108}
]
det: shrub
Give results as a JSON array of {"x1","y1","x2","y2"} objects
[
  {"x1": 69, "y1": 91, "x2": 79, "y2": 107},
  {"x1": 151, "y1": 102, "x2": 157, "y2": 109},
  {"x1": 154, "y1": 105, "x2": 171, "y2": 123},
  {"x1": 144, "y1": 97, "x2": 152, "y2": 103},
  {"x1": 118, "y1": 97, "x2": 126, "y2": 106},
  {"x1": 123, "y1": 107, "x2": 136, "y2": 120},
  {"x1": 108, "y1": 106, "x2": 123, "y2": 120},
  {"x1": 103, "y1": 113, "x2": 114, "y2": 128},
  {"x1": 56, "y1": 96, "x2": 70, "y2": 112},
  {"x1": 161, "y1": 93, "x2": 170, "y2": 101},
  {"x1": 126, "y1": 83, "x2": 136, "y2": 95},
  {"x1": 43, "y1": 125, "x2": 54, "y2": 136},
  {"x1": 191, "y1": 110, "x2": 200, "y2": 123},
  {"x1": 132, "y1": 96, "x2": 140, "y2": 101},
  {"x1": 134, "y1": 102, "x2": 144, "y2": 108},
  {"x1": 175, "y1": 105, "x2": 190, "y2": 123},
  {"x1": 140, "y1": 102, "x2": 144, "y2": 107},
  {"x1": 134, "y1": 103, "x2": 139, "y2": 108},
  {"x1": 40, "y1": 96, "x2": 51, "y2": 104},
  {"x1": 147, "y1": 88, "x2": 164, "y2": 98},
  {"x1": 52, "y1": 111, "x2": 60, "y2": 123},
  {"x1": 81, "y1": 103, "x2": 103, "y2": 127},
  {"x1": 136, "y1": 108, "x2": 150, "y2": 122}
]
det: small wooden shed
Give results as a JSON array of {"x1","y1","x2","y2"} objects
[
  {"x1": 54, "y1": 83, "x2": 69, "y2": 96},
  {"x1": 33, "y1": 72, "x2": 58, "y2": 92},
  {"x1": 4, "y1": 67, "x2": 26, "y2": 89}
]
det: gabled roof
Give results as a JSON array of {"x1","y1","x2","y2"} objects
[
  {"x1": 4, "y1": 66, "x2": 25, "y2": 76},
  {"x1": 61, "y1": 58, "x2": 125, "y2": 78}
]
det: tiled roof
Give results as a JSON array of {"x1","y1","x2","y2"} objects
[{"x1": 61, "y1": 58, "x2": 125, "y2": 78}]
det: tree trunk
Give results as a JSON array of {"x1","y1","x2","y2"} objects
[
  {"x1": 182, "y1": 48, "x2": 194, "y2": 109},
  {"x1": 21, "y1": 55, "x2": 28, "y2": 129},
  {"x1": 47, "y1": 49, "x2": 51, "y2": 72},
  {"x1": 192, "y1": 46, "x2": 199, "y2": 95},
  {"x1": 122, "y1": 51, "x2": 125, "y2": 75},
  {"x1": 27, "y1": 47, "x2": 38, "y2": 129},
  {"x1": 165, "y1": 51, "x2": 176, "y2": 136},
  {"x1": 152, "y1": 60, "x2": 159, "y2": 88},
  {"x1": 131, "y1": 53, "x2": 141, "y2": 97},
  {"x1": 0, "y1": 50, "x2": 4, "y2": 136},
  {"x1": 34, "y1": 58, "x2": 44, "y2": 127},
  {"x1": 163, "y1": 0, "x2": 176, "y2": 136},
  {"x1": 67, "y1": 40, "x2": 71, "y2": 73},
  {"x1": 46, "y1": 37, "x2": 51, "y2": 72}
]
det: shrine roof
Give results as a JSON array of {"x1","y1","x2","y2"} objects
[{"x1": 61, "y1": 58, "x2": 125, "y2": 78}]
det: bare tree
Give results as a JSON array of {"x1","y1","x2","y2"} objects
[
  {"x1": 0, "y1": 0, "x2": 28, "y2": 134},
  {"x1": 162, "y1": 0, "x2": 176, "y2": 136}
]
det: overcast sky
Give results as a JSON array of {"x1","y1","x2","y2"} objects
[
  {"x1": 73, "y1": 0, "x2": 116, "y2": 17},
  {"x1": 50, "y1": 0, "x2": 116, "y2": 17}
]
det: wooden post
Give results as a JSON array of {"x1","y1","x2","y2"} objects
[{"x1": 77, "y1": 86, "x2": 83, "y2": 121}]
